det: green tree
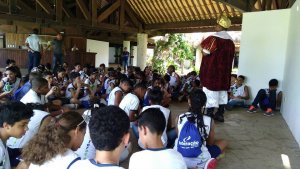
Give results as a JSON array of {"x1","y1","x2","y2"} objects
[{"x1": 151, "y1": 34, "x2": 195, "y2": 74}]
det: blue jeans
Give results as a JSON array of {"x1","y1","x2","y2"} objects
[
  {"x1": 28, "y1": 51, "x2": 41, "y2": 73},
  {"x1": 227, "y1": 100, "x2": 245, "y2": 107},
  {"x1": 122, "y1": 57, "x2": 128, "y2": 70},
  {"x1": 52, "y1": 54, "x2": 63, "y2": 73}
]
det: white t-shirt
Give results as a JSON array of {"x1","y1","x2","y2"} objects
[
  {"x1": 139, "y1": 105, "x2": 170, "y2": 148},
  {"x1": 7, "y1": 110, "x2": 49, "y2": 149},
  {"x1": 20, "y1": 89, "x2": 47, "y2": 104},
  {"x1": 0, "y1": 140, "x2": 10, "y2": 169},
  {"x1": 174, "y1": 113, "x2": 212, "y2": 169},
  {"x1": 119, "y1": 93, "x2": 140, "y2": 117},
  {"x1": 107, "y1": 87, "x2": 122, "y2": 106},
  {"x1": 75, "y1": 110, "x2": 96, "y2": 160},
  {"x1": 129, "y1": 149, "x2": 186, "y2": 169},
  {"x1": 29, "y1": 149, "x2": 79, "y2": 169},
  {"x1": 84, "y1": 78, "x2": 101, "y2": 94},
  {"x1": 25, "y1": 34, "x2": 42, "y2": 52},
  {"x1": 70, "y1": 159, "x2": 124, "y2": 169}
]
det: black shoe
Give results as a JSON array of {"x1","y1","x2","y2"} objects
[{"x1": 214, "y1": 115, "x2": 224, "y2": 122}]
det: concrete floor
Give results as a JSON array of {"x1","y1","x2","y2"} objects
[{"x1": 121, "y1": 101, "x2": 300, "y2": 169}]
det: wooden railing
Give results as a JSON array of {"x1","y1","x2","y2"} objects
[{"x1": 0, "y1": 48, "x2": 96, "y2": 69}]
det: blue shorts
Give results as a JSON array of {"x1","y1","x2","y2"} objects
[{"x1": 207, "y1": 145, "x2": 222, "y2": 158}]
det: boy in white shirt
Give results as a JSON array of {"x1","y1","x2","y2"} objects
[
  {"x1": 107, "y1": 78, "x2": 131, "y2": 106},
  {"x1": 119, "y1": 83, "x2": 147, "y2": 121},
  {"x1": 70, "y1": 106, "x2": 130, "y2": 169},
  {"x1": 0, "y1": 102, "x2": 34, "y2": 169},
  {"x1": 20, "y1": 77, "x2": 50, "y2": 104},
  {"x1": 129, "y1": 108, "x2": 186, "y2": 169}
]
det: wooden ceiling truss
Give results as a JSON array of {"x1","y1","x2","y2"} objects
[{"x1": 0, "y1": 0, "x2": 296, "y2": 44}]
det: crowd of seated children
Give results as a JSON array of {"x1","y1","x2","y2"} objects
[
  {"x1": 226, "y1": 75, "x2": 250, "y2": 110},
  {"x1": 247, "y1": 79, "x2": 282, "y2": 116}
]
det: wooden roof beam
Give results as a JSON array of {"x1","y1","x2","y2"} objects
[
  {"x1": 98, "y1": 0, "x2": 120, "y2": 22},
  {"x1": 124, "y1": 2, "x2": 142, "y2": 30},
  {"x1": 16, "y1": 0, "x2": 36, "y2": 16},
  {"x1": 56, "y1": 0, "x2": 62, "y2": 21},
  {"x1": 213, "y1": 0, "x2": 256, "y2": 12},
  {"x1": 144, "y1": 18, "x2": 242, "y2": 30},
  {"x1": 76, "y1": 0, "x2": 91, "y2": 20},
  {"x1": 36, "y1": 0, "x2": 53, "y2": 14},
  {"x1": 156, "y1": 25, "x2": 242, "y2": 34}
]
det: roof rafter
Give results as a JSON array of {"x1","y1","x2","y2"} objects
[
  {"x1": 213, "y1": 0, "x2": 256, "y2": 12},
  {"x1": 98, "y1": 0, "x2": 120, "y2": 22},
  {"x1": 36, "y1": 0, "x2": 54, "y2": 15},
  {"x1": 76, "y1": 0, "x2": 91, "y2": 20}
]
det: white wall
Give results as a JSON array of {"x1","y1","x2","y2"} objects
[
  {"x1": 109, "y1": 47, "x2": 115, "y2": 63},
  {"x1": 238, "y1": 9, "x2": 290, "y2": 99},
  {"x1": 282, "y1": 0, "x2": 300, "y2": 146},
  {"x1": 132, "y1": 46, "x2": 137, "y2": 66},
  {"x1": 86, "y1": 39, "x2": 109, "y2": 67}
]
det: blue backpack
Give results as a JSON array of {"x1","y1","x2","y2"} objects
[{"x1": 177, "y1": 115, "x2": 202, "y2": 158}]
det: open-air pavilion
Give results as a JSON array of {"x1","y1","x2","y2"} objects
[{"x1": 0, "y1": 0, "x2": 300, "y2": 168}]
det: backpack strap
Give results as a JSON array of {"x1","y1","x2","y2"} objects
[{"x1": 66, "y1": 157, "x2": 81, "y2": 169}]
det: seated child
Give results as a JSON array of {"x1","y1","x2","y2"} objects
[
  {"x1": 20, "y1": 77, "x2": 49, "y2": 105},
  {"x1": 134, "y1": 88, "x2": 171, "y2": 148},
  {"x1": 0, "y1": 66, "x2": 22, "y2": 101},
  {"x1": 227, "y1": 75, "x2": 250, "y2": 110},
  {"x1": 129, "y1": 108, "x2": 186, "y2": 169},
  {"x1": 0, "y1": 102, "x2": 34, "y2": 169},
  {"x1": 174, "y1": 89, "x2": 227, "y2": 169},
  {"x1": 6, "y1": 103, "x2": 51, "y2": 167},
  {"x1": 247, "y1": 79, "x2": 282, "y2": 116},
  {"x1": 70, "y1": 106, "x2": 130, "y2": 169},
  {"x1": 13, "y1": 72, "x2": 42, "y2": 101},
  {"x1": 66, "y1": 72, "x2": 92, "y2": 108},
  {"x1": 119, "y1": 83, "x2": 147, "y2": 122},
  {"x1": 107, "y1": 78, "x2": 131, "y2": 106},
  {"x1": 22, "y1": 111, "x2": 86, "y2": 169}
]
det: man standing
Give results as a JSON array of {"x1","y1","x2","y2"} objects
[
  {"x1": 25, "y1": 28, "x2": 43, "y2": 73},
  {"x1": 200, "y1": 15, "x2": 235, "y2": 122},
  {"x1": 46, "y1": 33, "x2": 65, "y2": 73},
  {"x1": 122, "y1": 47, "x2": 130, "y2": 71}
]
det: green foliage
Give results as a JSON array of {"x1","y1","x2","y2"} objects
[{"x1": 151, "y1": 34, "x2": 195, "y2": 74}]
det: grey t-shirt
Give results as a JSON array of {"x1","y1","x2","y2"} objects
[{"x1": 51, "y1": 39, "x2": 63, "y2": 55}]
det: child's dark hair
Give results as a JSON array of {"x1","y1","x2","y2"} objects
[
  {"x1": 57, "y1": 67, "x2": 66, "y2": 73},
  {"x1": 269, "y1": 79, "x2": 278, "y2": 87},
  {"x1": 238, "y1": 75, "x2": 245, "y2": 80},
  {"x1": 6, "y1": 59, "x2": 16, "y2": 66},
  {"x1": 29, "y1": 72, "x2": 42, "y2": 81},
  {"x1": 188, "y1": 89, "x2": 208, "y2": 140},
  {"x1": 31, "y1": 77, "x2": 48, "y2": 90},
  {"x1": 22, "y1": 111, "x2": 86, "y2": 165},
  {"x1": 194, "y1": 79, "x2": 200, "y2": 87},
  {"x1": 138, "y1": 108, "x2": 166, "y2": 135},
  {"x1": 89, "y1": 106, "x2": 130, "y2": 151},
  {"x1": 69, "y1": 72, "x2": 80, "y2": 81},
  {"x1": 43, "y1": 71, "x2": 52, "y2": 77},
  {"x1": 164, "y1": 74, "x2": 170, "y2": 82},
  {"x1": 5, "y1": 66, "x2": 19, "y2": 74},
  {"x1": 26, "y1": 103, "x2": 46, "y2": 111},
  {"x1": 0, "y1": 102, "x2": 34, "y2": 126},
  {"x1": 148, "y1": 87, "x2": 163, "y2": 105}
]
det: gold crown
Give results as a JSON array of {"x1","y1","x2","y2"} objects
[{"x1": 217, "y1": 15, "x2": 231, "y2": 29}]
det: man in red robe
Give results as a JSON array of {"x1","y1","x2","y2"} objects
[{"x1": 200, "y1": 15, "x2": 235, "y2": 122}]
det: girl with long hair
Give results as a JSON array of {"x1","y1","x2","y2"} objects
[
  {"x1": 22, "y1": 111, "x2": 86, "y2": 169},
  {"x1": 174, "y1": 89, "x2": 227, "y2": 169},
  {"x1": 0, "y1": 66, "x2": 21, "y2": 101}
]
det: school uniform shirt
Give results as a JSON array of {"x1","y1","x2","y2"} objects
[
  {"x1": 2, "y1": 77, "x2": 21, "y2": 94},
  {"x1": 69, "y1": 159, "x2": 124, "y2": 169},
  {"x1": 29, "y1": 149, "x2": 79, "y2": 169},
  {"x1": 107, "y1": 87, "x2": 122, "y2": 106},
  {"x1": 7, "y1": 110, "x2": 49, "y2": 149},
  {"x1": 174, "y1": 112, "x2": 212, "y2": 169},
  {"x1": 84, "y1": 78, "x2": 101, "y2": 95},
  {"x1": 20, "y1": 89, "x2": 47, "y2": 104},
  {"x1": 65, "y1": 83, "x2": 87, "y2": 100},
  {"x1": 139, "y1": 105, "x2": 170, "y2": 148},
  {"x1": 0, "y1": 140, "x2": 10, "y2": 169},
  {"x1": 129, "y1": 148, "x2": 186, "y2": 169},
  {"x1": 119, "y1": 93, "x2": 140, "y2": 117}
]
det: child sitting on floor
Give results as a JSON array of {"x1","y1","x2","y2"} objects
[
  {"x1": 70, "y1": 106, "x2": 130, "y2": 169},
  {"x1": 174, "y1": 89, "x2": 227, "y2": 169},
  {"x1": 129, "y1": 108, "x2": 186, "y2": 169},
  {"x1": 247, "y1": 79, "x2": 282, "y2": 116},
  {"x1": 0, "y1": 102, "x2": 34, "y2": 169}
]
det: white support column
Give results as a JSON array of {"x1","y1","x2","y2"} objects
[
  {"x1": 137, "y1": 33, "x2": 148, "y2": 69},
  {"x1": 196, "y1": 48, "x2": 203, "y2": 71},
  {"x1": 132, "y1": 46, "x2": 137, "y2": 66}
]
